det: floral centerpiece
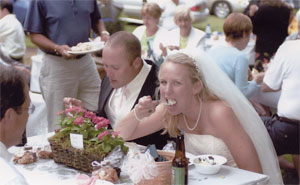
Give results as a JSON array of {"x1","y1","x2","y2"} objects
[{"x1": 48, "y1": 106, "x2": 128, "y2": 172}]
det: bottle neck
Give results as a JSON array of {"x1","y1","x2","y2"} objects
[{"x1": 175, "y1": 134, "x2": 186, "y2": 157}]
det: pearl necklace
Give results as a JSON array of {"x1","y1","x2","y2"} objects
[{"x1": 183, "y1": 99, "x2": 202, "y2": 131}]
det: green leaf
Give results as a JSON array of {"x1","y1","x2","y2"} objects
[{"x1": 102, "y1": 144, "x2": 111, "y2": 153}]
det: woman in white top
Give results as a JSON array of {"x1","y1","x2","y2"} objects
[
  {"x1": 159, "y1": 0, "x2": 182, "y2": 31},
  {"x1": 164, "y1": 5, "x2": 206, "y2": 53},
  {"x1": 132, "y1": 2, "x2": 169, "y2": 67},
  {"x1": 115, "y1": 50, "x2": 283, "y2": 185}
]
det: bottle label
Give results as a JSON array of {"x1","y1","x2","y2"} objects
[{"x1": 172, "y1": 166, "x2": 186, "y2": 185}]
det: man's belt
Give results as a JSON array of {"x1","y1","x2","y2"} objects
[
  {"x1": 279, "y1": 116, "x2": 300, "y2": 125},
  {"x1": 48, "y1": 52, "x2": 86, "y2": 59},
  {"x1": 273, "y1": 114, "x2": 300, "y2": 125}
]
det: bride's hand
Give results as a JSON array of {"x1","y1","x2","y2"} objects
[{"x1": 134, "y1": 96, "x2": 158, "y2": 120}]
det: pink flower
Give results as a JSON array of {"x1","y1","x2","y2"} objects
[
  {"x1": 97, "y1": 130, "x2": 109, "y2": 140},
  {"x1": 92, "y1": 117, "x2": 108, "y2": 125},
  {"x1": 65, "y1": 106, "x2": 85, "y2": 114},
  {"x1": 74, "y1": 117, "x2": 84, "y2": 125},
  {"x1": 95, "y1": 119, "x2": 110, "y2": 129},
  {"x1": 84, "y1": 111, "x2": 96, "y2": 119},
  {"x1": 111, "y1": 131, "x2": 120, "y2": 136}
]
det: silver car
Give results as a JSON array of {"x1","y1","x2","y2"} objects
[
  {"x1": 206, "y1": 0, "x2": 249, "y2": 18},
  {"x1": 98, "y1": 0, "x2": 209, "y2": 32}
]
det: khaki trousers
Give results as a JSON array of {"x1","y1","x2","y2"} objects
[{"x1": 40, "y1": 54, "x2": 101, "y2": 132}]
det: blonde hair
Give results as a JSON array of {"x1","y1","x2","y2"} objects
[
  {"x1": 158, "y1": 53, "x2": 218, "y2": 137},
  {"x1": 141, "y1": 2, "x2": 162, "y2": 19},
  {"x1": 174, "y1": 5, "x2": 192, "y2": 22}
]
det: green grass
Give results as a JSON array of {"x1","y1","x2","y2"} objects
[
  {"x1": 193, "y1": 15, "x2": 225, "y2": 33},
  {"x1": 283, "y1": 154, "x2": 293, "y2": 163},
  {"x1": 25, "y1": 36, "x2": 36, "y2": 48}
]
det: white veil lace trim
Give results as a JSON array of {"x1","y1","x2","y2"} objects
[{"x1": 183, "y1": 49, "x2": 283, "y2": 185}]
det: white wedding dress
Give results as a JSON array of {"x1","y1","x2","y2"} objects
[
  {"x1": 181, "y1": 49, "x2": 283, "y2": 185},
  {"x1": 184, "y1": 133, "x2": 237, "y2": 167}
]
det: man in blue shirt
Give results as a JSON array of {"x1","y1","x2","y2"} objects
[{"x1": 24, "y1": 0, "x2": 109, "y2": 132}]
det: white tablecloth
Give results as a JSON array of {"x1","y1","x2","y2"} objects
[{"x1": 9, "y1": 134, "x2": 269, "y2": 185}]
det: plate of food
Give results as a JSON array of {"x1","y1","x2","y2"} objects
[
  {"x1": 68, "y1": 41, "x2": 104, "y2": 55},
  {"x1": 191, "y1": 154, "x2": 227, "y2": 175}
]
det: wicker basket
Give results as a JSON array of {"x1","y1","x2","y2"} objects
[
  {"x1": 137, "y1": 150, "x2": 175, "y2": 185},
  {"x1": 48, "y1": 139, "x2": 105, "y2": 172}
]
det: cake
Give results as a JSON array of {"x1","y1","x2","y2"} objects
[{"x1": 13, "y1": 147, "x2": 37, "y2": 165}]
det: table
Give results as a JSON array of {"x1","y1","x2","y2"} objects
[{"x1": 9, "y1": 134, "x2": 269, "y2": 185}]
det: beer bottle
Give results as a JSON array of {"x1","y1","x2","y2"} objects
[{"x1": 172, "y1": 132, "x2": 188, "y2": 185}]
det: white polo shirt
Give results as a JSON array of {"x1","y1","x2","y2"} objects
[{"x1": 263, "y1": 40, "x2": 300, "y2": 120}]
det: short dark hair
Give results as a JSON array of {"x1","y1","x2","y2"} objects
[
  {"x1": 0, "y1": 0, "x2": 13, "y2": 13},
  {"x1": 105, "y1": 31, "x2": 141, "y2": 64},
  {"x1": 0, "y1": 65, "x2": 26, "y2": 120}
]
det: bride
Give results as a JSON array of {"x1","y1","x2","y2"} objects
[{"x1": 114, "y1": 50, "x2": 283, "y2": 184}]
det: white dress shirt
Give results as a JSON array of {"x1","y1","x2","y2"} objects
[
  {"x1": 105, "y1": 60, "x2": 151, "y2": 128},
  {"x1": 0, "y1": 142, "x2": 28, "y2": 185}
]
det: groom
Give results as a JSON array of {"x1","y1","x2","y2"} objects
[{"x1": 65, "y1": 31, "x2": 169, "y2": 149}]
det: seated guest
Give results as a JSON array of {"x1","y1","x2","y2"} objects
[
  {"x1": 133, "y1": 2, "x2": 169, "y2": 67},
  {"x1": 285, "y1": 9, "x2": 300, "y2": 41},
  {"x1": 115, "y1": 50, "x2": 283, "y2": 184},
  {"x1": 0, "y1": 65, "x2": 32, "y2": 185},
  {"x1": 261, "y1": 40, "x2": 300, "y2": 180},
  {"x1": 208, "y1": 13, "x2": 263, "y2": 98},
  {"x1": 0, "y1": 0, "x2": 26, "y2": 62},
  {"x1": 64, "y1": 31, "x2": 169, "y2": 149},
  {"x1": 163, "y1": 5, "x2": 205, "y2": 53}
]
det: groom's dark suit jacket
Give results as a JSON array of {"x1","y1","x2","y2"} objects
[{"x1": 97, "y1": 59, "x2": 169, "y2": 149}]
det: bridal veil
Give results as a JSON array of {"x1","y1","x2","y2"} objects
[{"x1": 183, "y1": 49, "x2": 283, "y2": 185}]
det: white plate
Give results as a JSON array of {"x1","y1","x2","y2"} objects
[{"x1": 68, "y1": 42, "x2": 104, "y2": 55}]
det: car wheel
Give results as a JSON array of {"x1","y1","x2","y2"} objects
[{"x1": 212, "y1": 1, "x2": 231, "y2": 18}]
